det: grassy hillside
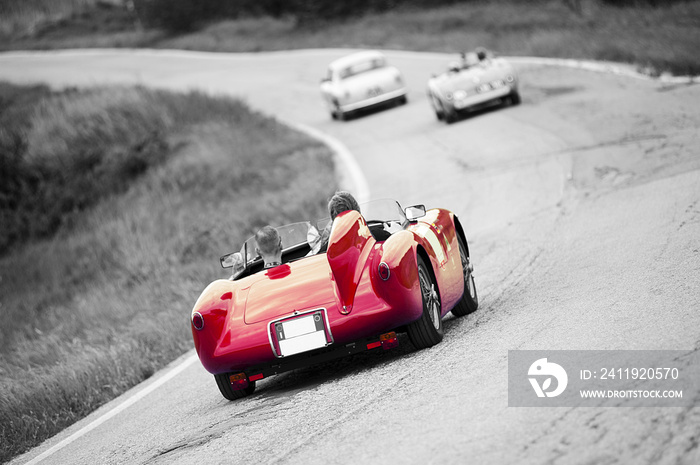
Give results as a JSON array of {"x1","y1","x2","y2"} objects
[
  {"x1": 0, "y1": 0, "x2": 699, "y2": 76},
  {"x1": 0, "y1": 83, "x2": 336, "y2": 462}
]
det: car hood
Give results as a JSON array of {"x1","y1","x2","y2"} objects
[{"x1": 243, "y1": 254, "x2": 336, "y2": 325}]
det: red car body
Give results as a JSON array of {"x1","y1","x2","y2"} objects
[{"x1": 191, "y1": 202, "x2": 478, "y2": 400}]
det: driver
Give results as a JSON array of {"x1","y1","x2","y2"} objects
[
  {"x1": 255, "y1": 226, "x2": 283, "y2": 268},
  {"x1": 328, "y1": 190, "x2": 360, "y2": 220},
  {"x1": 309, "y1": 191, "x2": 361, "y2": 255},
  {"x1": 475, "y1": 47, "x2": 490, "y2": 66}
]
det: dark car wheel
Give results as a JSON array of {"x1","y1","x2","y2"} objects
[
  {"x1": 451, "y1": 234, "x2": 479, "y2": 317},
  {"x1": 429, "y1": 93, "x2": 444, "y2": 121},
  {"x1": 407, "y1": 255, "x2": 444, "y2": 349},
  {"x1": 215, "y1": 373, "x2": 256, "y2": 401},
  {"x1": 509, "y1": 90, "x2": 521, "y2": 106},
  {"x1": 444, "y1": 108, "x2": 458, "y2": 124}
]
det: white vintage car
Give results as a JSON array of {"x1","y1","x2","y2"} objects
[
  {"x1": 427, "y1": 49, "x2": 520, "y2": 123},
  {"x1": 320, "y1": 50, "x2": 408, "y2": 121}
]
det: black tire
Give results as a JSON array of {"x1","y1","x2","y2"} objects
[
  {"x1": 444, "y1": 108, "x2": 458, "y2": 124},
  {"x1": 509, "y1": 90, "x2": 521, "y2": 106},
  {"x1": 407, "y1": 255, "x2": 444, "y2": 349},
  {"x1": 429, "y1": 93, "x2": 444, "y2": 121},
  {"x1": 215, "y1": 373, "x2": 256, "y2": 401},
  {"x1": 451, "y1": 234, "x2": 478, "y2": 317}
]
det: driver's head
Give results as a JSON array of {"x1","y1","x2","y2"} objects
[
  {"x1": 476, "y1": 47, "x2": 487, "y2": 61},
  {"x1": 328, "y1": 191, "x2": 360, "y2": 220},
  {"x1": 255, "y1": 226, "x2": 281, "y2": 256}
]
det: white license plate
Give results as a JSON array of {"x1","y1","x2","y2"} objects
[{"x1": 276, "y1": 312, "x2": 328, "y2": 357}]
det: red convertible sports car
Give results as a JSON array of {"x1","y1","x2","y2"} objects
[{"x1": 191, "y1": 200, "x2": 478, "y2": 400}]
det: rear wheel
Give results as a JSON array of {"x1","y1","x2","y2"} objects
[
  {"x1": 407, "y1": 255, "x2": 444, "y2": 349},
  {"x1": 429, "y1": 92, "x2": 444, "y2": 121},
  {"x1": 215, "y1": 373, "x2": 256, "y2": 401},
  {"x1": 509, "y1": 90, "x2": 521, "y2": 106},
  {"x1": 444, "y1": 107, "x2": 458, "y2": 124},
  {"x1": 451, "y1": 234, "x2": 478, "y2": 317}
]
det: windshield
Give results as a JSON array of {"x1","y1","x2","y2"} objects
[
  {"x1": 462, "y1": 52, "x2": 480, "y2": 68},
  {"x1": 358, "y1": 199, "x2": 405, "y2": 224},
  {"x1": 225, "y1": 199, "x2": 407, "y2": 278},
  {"x1": 338, "y1": 57, "x2": 386, "y2": 79},
  {"x1": 240, "y1": 221, "x2": 322, "y2": 264}
]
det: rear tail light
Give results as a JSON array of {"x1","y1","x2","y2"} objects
[
  {"x1": 192, "y1": 312, "x2": 204, "y2": 331},
  {"x1": 229, "y1": 373, "x2": 249, "y2": 391},
  {"x1": 367, "y1": 341, "x2": 382, "y2": 350},
  {"x1": 249, "y1": 373, "x2": 264, "y2": 382},
  {"x1": 380, "y1": 332, "x2": 398, "y2": 350},
  {"x1": 378, "y1": 262, "x2": 390, "y2": 281}
]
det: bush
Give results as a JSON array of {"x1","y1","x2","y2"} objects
[
  {"x1": 599, "y1": 0, "x2": 691, "y2": 6},
  {"x1": 130, "y1": 0, "x2": 467, "y2": 31},
  {"x1": 0, "y1": 85, "x2": 171, "y2": 254}
]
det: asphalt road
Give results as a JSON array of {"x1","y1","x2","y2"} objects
[{"x1": 2, "y1": 49, "x2": 699, "y2": 465}]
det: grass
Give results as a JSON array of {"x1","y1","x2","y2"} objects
[
  {"x1": 0, "y1": 83, "x2": 336, "y2": 462},
  {"x1": 1, "y1": 0, "x2": 699, "y2": 76}
]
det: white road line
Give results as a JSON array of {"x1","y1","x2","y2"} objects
[{"x1": 24, "y1": 352, "x2": 199, "y2": 464}]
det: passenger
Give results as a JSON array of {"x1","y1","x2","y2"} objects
[
  {"x1": 328, "y1": 190, "x2": 360, "y2": 220},
  {"x1": 310, "y1": 191, "x2": 361, "y2": 255},
  {"x1": 459, "y1": 51, "x2": 469, "y2": 69},
  {"x1": 475, "y1": 47, "x2": 491, "y2": 66},
  {"x1": 255, "y1": 225, "x2": 283, "y2": 269}
]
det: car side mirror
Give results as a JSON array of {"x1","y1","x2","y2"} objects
[{"x1": 405, "y1": 205, "x2": 426, "y2": 222}]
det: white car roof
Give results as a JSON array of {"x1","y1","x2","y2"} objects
[{"x1": 328, "y1": 50, "x2": 386, "y2": 72}]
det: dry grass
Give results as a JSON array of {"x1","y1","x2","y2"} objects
[
  {"x1": 162, "y1": 1, "x2": 700, "y2": 76},
  {"x1": 0, "y1": 0, "x2": 99, "y2": 37},
  {"x1": 0, "y1": 84, "x2": 336, "y2": 462},
  {"x1": 1, "y1": 1, "x2": 697, "y2": 75}
]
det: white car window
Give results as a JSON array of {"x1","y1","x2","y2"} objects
[{"x1": 340, "y1": 58, "x2": 386, "y2": 79}]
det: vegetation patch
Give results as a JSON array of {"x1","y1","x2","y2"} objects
[
  {"x1": 0, "y1": 83, "x2": 336, "y2": 462},
  {"x1": 1, "y1": 0, "x2": 698, "y2": 76}
]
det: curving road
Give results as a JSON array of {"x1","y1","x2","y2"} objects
[{"x1": 2, "y1": 49, "x2": 699, "y2": 465}]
